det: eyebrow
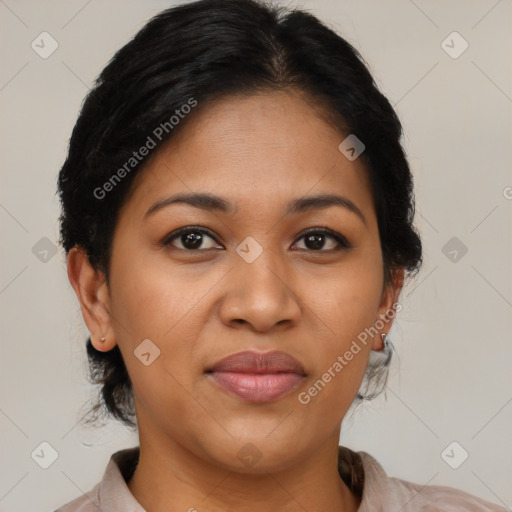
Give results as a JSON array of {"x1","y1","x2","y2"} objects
[{"x1": 144, "y1": 192, "x2": 367, "y2": 225}]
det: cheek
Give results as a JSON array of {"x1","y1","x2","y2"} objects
[
  {"x1": 108, "y1": 248, "x2": 222, "y2": 392},
  {"x1": 297, "y1": 283, "x2": 378, "y2": 423},
  {"x1": 309, "y1": 253, "x2": 383, "y2": 338},
  {"x1": 299, "y1": 255, "x2": 383, "y2": 398},
  {"x1": 109, "y1": 260, "x2": 204, "y2": 425},
  {"x1": 109, "y1": 246, "x2": 204, "y2": 342}
]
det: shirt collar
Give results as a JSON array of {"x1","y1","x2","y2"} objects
[{"x1": 97, "y1": 447, "x2": 144, "y2": 512}]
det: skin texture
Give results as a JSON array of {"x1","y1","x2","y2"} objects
[{"x1": 67, "y1": 88, "x2": 403, "y2": 512}]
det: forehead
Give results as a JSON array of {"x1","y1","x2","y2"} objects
[{"x1": 123, "y1": 89, "x2": 374, "y2": 221}]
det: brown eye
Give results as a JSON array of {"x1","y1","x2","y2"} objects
[
  {"x1": 293, "y1": 228, "x2": 351, "y2": 252},
  {"x1": 161, "y1": 226, "x2": 351, "y2": 253},
  {"x1": 162, "y1": 227, "x2": 221, "y2": 251}
]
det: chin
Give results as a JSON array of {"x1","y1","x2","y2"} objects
[{"x1": 196, "y1": 432, "x2": 309, "y2": 474}]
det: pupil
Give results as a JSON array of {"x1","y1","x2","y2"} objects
[
  {"x1": 183, "y1": 232, "x2": 202, "y2": 249},
  {"x1": 306, "y1": 234, "x2": 324, "y2": 250}
]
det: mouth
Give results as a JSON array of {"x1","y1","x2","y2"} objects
[{"x1": 205, "y1": 350, "x2": 306, "y2": 403}]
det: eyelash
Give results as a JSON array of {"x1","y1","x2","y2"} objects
[{"x1": 161, "y1": 225, "x2": 352, "y2": 253}]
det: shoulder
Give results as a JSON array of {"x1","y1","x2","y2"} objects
[
  {"x1": 356, "y1": 450, "x2": 508, "y2": 512},
  {"x1": 52, "y1": 481, "x2": 101, "y2": 512},
  {"x1": 385, "y1": 475, "x2": 507, "y2": 511},
  {"x1": 52, "y1": 447, "x2": 140, "y2": 512}
]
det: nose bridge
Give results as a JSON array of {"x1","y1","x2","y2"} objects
[
  {"x1": 237, "y1": 236, "x2": 289, "y2": 299},
  {"x1": 220, "y1": 236, "x2": 301, "y2": 331},
  {"x1": 240, "y1": 239, "x2": 285, "y2": 290}
]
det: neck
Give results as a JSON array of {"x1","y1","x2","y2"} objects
[{"x1": 127, "y1": 430, "x2": 360, "y2": 512}]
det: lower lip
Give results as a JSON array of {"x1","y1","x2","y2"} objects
[{"x1": 208, "y1": 371, "x2": 304, "y2": 402}]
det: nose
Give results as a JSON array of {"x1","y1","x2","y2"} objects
[{"x1": 218, "y1": 248, "x2": 302, "y2": 333}]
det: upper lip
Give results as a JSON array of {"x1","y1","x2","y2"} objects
[{"x1": 206, "y1": 350, "x2": 306, "y2": 375}]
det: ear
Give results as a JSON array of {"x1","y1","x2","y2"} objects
[
  {"x1": 372, "y1": 267, "x2": 404, "y2": 351},
  {"x1": 67, "y1": 246, "x2": 116, "y2": 352}
]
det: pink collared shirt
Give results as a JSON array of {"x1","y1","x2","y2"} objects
[{"x1": 54, "y1": 446, "x2": 507, "y2": 511}]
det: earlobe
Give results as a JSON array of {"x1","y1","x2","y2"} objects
[
  {"x1": 67, "y1": 246, "x2": 116, "y2": 351},
  {"x1": 373, "y1": 267, "x2": 405, "y2": 351}
]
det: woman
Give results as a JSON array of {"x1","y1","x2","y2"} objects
[{"x1": 55, "y1": 0, "x2": 506, "y2": 510}]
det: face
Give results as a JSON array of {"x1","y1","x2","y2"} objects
[{"x1": 70, "y1": 88, "x2": 402, "y2": 473}]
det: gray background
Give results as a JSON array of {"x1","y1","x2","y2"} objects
[{"x1": 0, "y1": 0, "x2": 511, "y2": 510}]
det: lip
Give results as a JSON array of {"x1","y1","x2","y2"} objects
[{"x1": 206, "y1": 350, "x2": 306, "y2": 403}]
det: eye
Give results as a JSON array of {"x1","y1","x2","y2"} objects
[
  {"x1": 161, "y1": 226, "x2": 221, "y2": 251},
  {"x1": 292, "y1": 228, "x2": 351, "y2": 252},
  {"x1": 161, "y1": 226, "x2": 351, "y2": 253}
]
